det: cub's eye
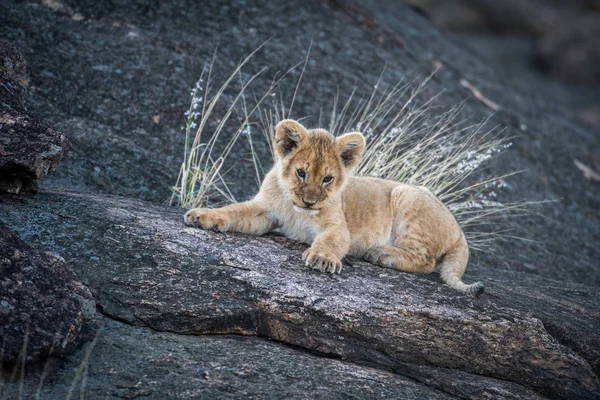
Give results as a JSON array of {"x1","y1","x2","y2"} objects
[
  {"x1": 322, "y1": 176, "x2": 333, "y2": 184},
  {"x1": 296, "y1": 169, "x2": 306, "y2": 180}
]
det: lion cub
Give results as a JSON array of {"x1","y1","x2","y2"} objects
[{"x1": 185, "y1": 119, "x2": 484, "y2": 295}]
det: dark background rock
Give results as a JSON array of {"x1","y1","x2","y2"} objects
[
  {"x1": 407, "y1": 0, "x2": 600, "y2": 126},
  {"x1": 0, "y1": 41, "x2": 70, "y2": 194},
  {"x1": 408, "y1": 0, "x2": 600, "y2": 83},
  {"x1": 1, "y1": 191, "x2": 598, "y2": 399},
  {"x1": 0, "y1": 221, "x2": 95, "y2": 364}
]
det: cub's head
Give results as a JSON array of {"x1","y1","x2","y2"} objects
[{"x1": 274, "y1": 119, "x2": 365, "y2": 212}]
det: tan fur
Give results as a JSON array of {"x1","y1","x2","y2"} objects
[{"x1": 185, "y1": 120, "x2": 484, "y2": 295}]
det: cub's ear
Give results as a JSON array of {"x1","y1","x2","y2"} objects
[
  {"x1": 336, "y1": 132, "x2": 365, "y2": 171},
  {"x1": 275, "y1": 119, "x2": 308, "y2": 159}
]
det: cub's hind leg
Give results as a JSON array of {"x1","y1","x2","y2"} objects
[
  {"x1": 363, "y1": 244, "x2": 436, "y2": 273},
  {"x1": 385, "y1": 184, "x2": 484, "y2": 295}
]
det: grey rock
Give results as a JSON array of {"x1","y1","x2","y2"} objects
[
  {"x1": 536, "y1": 15, "x2": 600, "y2": 84},
  {"x1": 411, "y1": 0, "x2": 600, "y2": 84},
  {"x1": 0, "y1": 221, "x2": 95, "y2": 364},
  {"x1": 3, "y1": 317, "x2": 458, "y2": 400},
  {"x1": 1, "y1": 191, "x2": 598, "y2": 399},
  {"x1": 0, "y1": 40, "x2": 28, "y2": 110},
  {"x1": 0, "y1": 41, "x2": 69, "y2": 194}
]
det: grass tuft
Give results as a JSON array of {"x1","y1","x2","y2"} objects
[
  {"x1": 173, "y1": 50, "x2": 540, "y2": 253},
  {"x1": 325, "y1": 74, "x2": 527, "y2": 252},
  {"x1": 170, "y1": 45, "x2": 301, "y2": 209}
]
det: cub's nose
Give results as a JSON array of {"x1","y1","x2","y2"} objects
[{"x1": 302, "y1": 199, "x2": 316, "y2": 208}]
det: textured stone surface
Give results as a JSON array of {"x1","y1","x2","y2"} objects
[
  {"x1": 0, "y1": 41, "x2": 69, "y2": 193},
  {"x1": 0, "y1": 40, "x2": 28, "y2": 110},
  {"x1": 2, "y1": 317, "x2": 458, "y2": 400},
  {"x1": 0, "y1": 221, "x2": 95, "y2": 364},
  {"x1": 1, "y1": 191, "x2": 598, "y2": 399},
  {"x1": 409, "y1": 0, "x2": 600, "y2": 84}
]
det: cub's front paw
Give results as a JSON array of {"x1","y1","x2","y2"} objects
[
  {"x1": 184, "y1": 208, "x2": 229, "y2": 231},
  {"x1": 302, "y1": 247, "x2": 342, "y2": 274}
]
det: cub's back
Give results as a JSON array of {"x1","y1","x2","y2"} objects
[
  {"x1": 342, "y1": 176, "x2": 462, "y2": 254},
  {"x1": 342, "y1": 176, "x2": 400, "y2": 252}
]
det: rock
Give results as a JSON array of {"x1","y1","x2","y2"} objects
[
  {"x1": 0, "y1": 40, "x2": 28, "y2": 110},
  {"x1": 408, "y1": 0, "x2": 488, "y2": 31},
  {"x1": 0, "y1": 221, "x2": 95, "y2": 364},
  {"x1": 579, "y1": 104, "x2": 600, "y2": 128},
  {"x1": 2, "y1": 316, "x2": 458, "y2": 400},
  {"x1": 0, "y1": 41, "x2": 69, "y2": 194},
  {"x1": 1, "y1": 191, "x2": 598, "y2": 399},
  {"x1": 535, "y1": 16, "x2": 600, "y2": 84},
  {"x1": 410, "y1": 0, "x2": 600, "y2": 84}
]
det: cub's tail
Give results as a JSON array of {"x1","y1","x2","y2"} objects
[{"x1": 438, "y1": 235, "x2": 484, "y2": 296}]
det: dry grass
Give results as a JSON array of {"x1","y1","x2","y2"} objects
[
  {"x1": 321, "y1": 73, "x2": 533, "y2": 252},
  {"x1": 173, "y1": 49, "x2": 536, "y2": 253},
  {"x1": 169, "y1": 45, "x2": 300, "y2": 209}
]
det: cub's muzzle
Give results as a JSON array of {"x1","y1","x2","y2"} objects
[{"x1": 300, "y1": 185, "x2": 323, "y2": 208}]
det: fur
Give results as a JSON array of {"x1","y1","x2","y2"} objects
[{"x1": 185, "y1": 119, "x2": 484, "y2": 295}]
